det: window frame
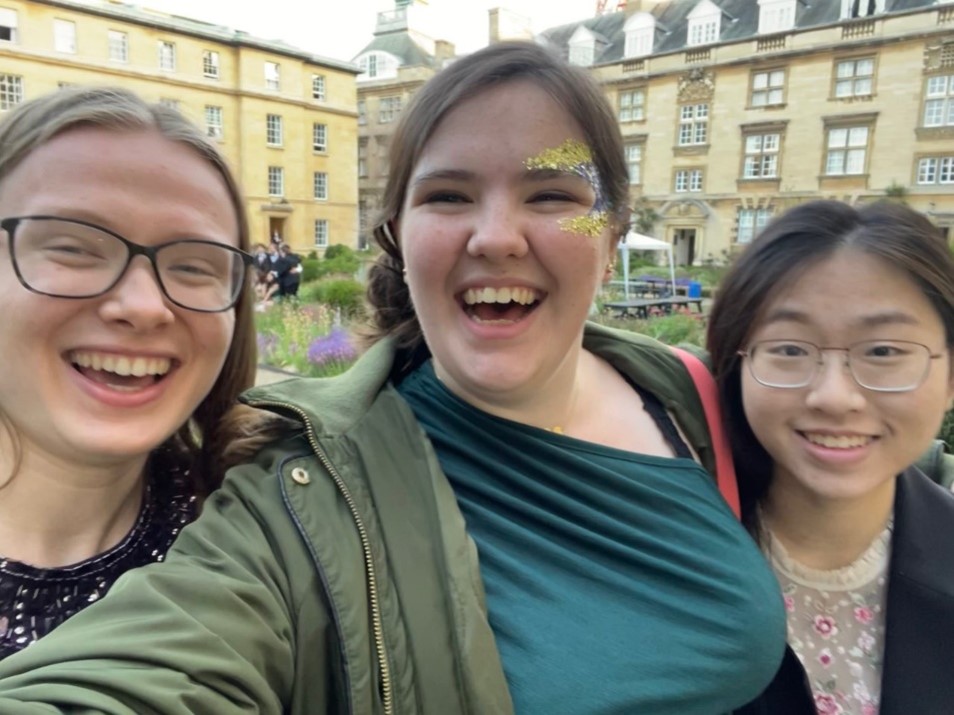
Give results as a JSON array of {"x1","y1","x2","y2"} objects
[
  {"x1": 625, "y1": 143, "x2": 643, "y2": 185},
  {"x1": 0, "y1": 7, "x2": 18, "y2": 43},
  {"x1": 313, "y1": 171, "x2": 328, "y2": 201},
  {"x1": 741, "y1": 131, "x2": 781, "y2": 179},
  {"x1": 312, "y1": 122, "x2": 328, "y2": 152},
  {"x1": 916, "y1": 155, "x2": 954, "y2": 185},
  {"x1": 823, "y1": 124, "x2": 871, "y2": 176},
  {"x1": 0, "y1": 74, "x2": 24, "y2": 110},
  {"x1": 922, "y1": 74, "x2": 954, "y2": 128},
  {"x1": 750, "y1": 68, "x2": 786, "y2": 108},
  {"x1": 378, "y1": 95, "x2": 402, "y2": 124},
  {"x1": 265, "y1": 61, "x2": 281, "y2": 91},
  {"x1": 314, "y1": 219, "x2": 329, "y2": 248},
  {"x1": 53, "y1": 18, "x2": 77, "y2": 54},
  {"x1": 618, "y1": 88, "x2": 646, "y2": 123},
  {"x1": 202, "y1": 50, "x2": 220, "y2": 79},
  {"x1": 267, "y1": 166, "x2": 284, "y2": 198},
  {"x1": 674, "y1": 168, "x2": 704, "y2": 193},
  {"x1": 108, "y1": 30, "x2": 128, "y2": 63},
  {"x1": 832, "y1": 56, "x2": 875, "y2": 99},
  {"x1": 312, "y1": 74, "x2": 325, "y2": 101},
  {"x1": 737, "y1": 208, "x2": 773, "y2": 244},
  {"x1": 204, "y1": 105, "x2": 223, "y2": 140},
  {"x1": 266, "y1": 114, "x2": 284, "y2": 147},
  {"x1": 677, "y1": 103, "x2": 709, "y2": 146},
  {"x1": 158, "y1": 40, "x2": 177, "y2": 72}
]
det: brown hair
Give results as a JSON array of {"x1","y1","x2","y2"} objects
[
  {"x1": 364, "y1": 41, "x2": 631, "y2": 370},
  {"x1": 707, "y1": 200, "x2": 954, "y2": 527},
  {"x1": 0, "y1": 86, "x2": 256, "y2": 495}
]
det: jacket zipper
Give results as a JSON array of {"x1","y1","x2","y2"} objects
[{"x1": 247, "y1": 399, "x2": 394, "y2": 715}]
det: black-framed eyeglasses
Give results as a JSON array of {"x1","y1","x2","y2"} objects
[
  {"x1": 1, "y1": 216, "x2": 252, "y2": 313},
  {"x1": 739, "y1": 339, "x2": 945, "y2": 393}
]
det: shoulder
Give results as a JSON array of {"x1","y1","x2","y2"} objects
[{"x1": 892, "y1": 467, "x2": 954, "y2": 591}]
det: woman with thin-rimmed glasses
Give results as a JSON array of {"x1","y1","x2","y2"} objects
[
  {"x1": 708, "y1": 200, "x2": 954, "y2": 714},
  {"x1": 0, "y1": 86, "x2": 255, "y2": 659}
]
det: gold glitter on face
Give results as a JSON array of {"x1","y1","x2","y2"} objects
[
  {"x1": 559, "y1": 213, "x2": 609, "y2": 238},
  {"x1": 524, "y1": 139, "x2": 593, "y2": 172},
  {"x1": 524, "y1": 139, "x2": 609, "y2": 239}
]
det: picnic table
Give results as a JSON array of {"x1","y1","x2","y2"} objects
[{"x1": 603, "y1": 296, "x2": 703, "y2": 319}]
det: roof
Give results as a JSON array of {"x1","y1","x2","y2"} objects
[
  {"x1": 537, "y1": 0, "x2": 941, "y2": 65},
  {"x1": 353, "y1": 32, "x2": 436, "y2": 68}
]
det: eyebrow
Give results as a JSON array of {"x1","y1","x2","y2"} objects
[
  {"x1": 410, "y1": 166, "x2": 588, "y2": 187},
  {"x1": 762, "y1": 307, "x2": 923, "y2": 329}
]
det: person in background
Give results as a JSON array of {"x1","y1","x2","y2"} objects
[
  {"x1": 0, "y1": 86, "x2": 256, "y2": 660},
  {"x1": 275, "y1": 243, "x2": 302, "y2": 299},
  {"x1": 0, "y1": 43, "x2": 784, "y2": 714},
  {"x1": 252, "y1": 242, "x2": 270, "y2": 301},
  {"x1": 708, "y1": 200, "x2": 954, "y2": 715}
]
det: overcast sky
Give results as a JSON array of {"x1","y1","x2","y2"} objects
[{"x1": 143, "y1": 0, "x2": 600, "y2": 62}]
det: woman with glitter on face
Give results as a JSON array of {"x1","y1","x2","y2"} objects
[
  {"x1": 0, "y1": 86, "x2": 256, "y2": 659},
  {"x1": 0, "y1": 44, "x2": 783, "y2": 714}
]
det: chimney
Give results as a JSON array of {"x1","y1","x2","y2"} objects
[
  {"x1": 434, "y1": 39, "x2": 456, "y2": 63},
  {"x1": 625, "y1": 0, "x2": 666, "y2": 15}
]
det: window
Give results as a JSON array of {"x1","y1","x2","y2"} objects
[
  {"x1": 675, "y1": 169, "x2": 703, "y2": 192},
  {"x1": 266, "y1": 114, "x2": 283, "y2": 146},
  {"x1": 0, "y1": 8, "x2": 17, "y2": 43},
  {"x1": 205, "y1": 105, "x2": 223, "y2": 139},
  {"x1": 758, "y1": 0, "x2": 796, "y2": 34},
  {"x1": 625, "y1": 143, "x2": 643, "y2": 185},
  {"x1": 619, "y1": 89, "x2": 645, "y2": 122},
  {"x1": 841, "y1": 0, "x2": 885, "y2": 19},
  {"x1": 379, "y1": 96, "x2": 401, "y2": 124},
  {"x1": 0, "y1": 74, "x2": 23, "y2": 110},
  {"x1": 357, "y1": 99, "x2": 367, "y2": 125},
  {"x1": 825, "y1": 126, "x2": 869, "y2": 175},
  {"x1": 923, "y1": 75, "x2": 954, "y2": 128},
  {"x1": 737, "y1": 208, "x2": 773, "y2": 243},
  {"x1": 53, "y1": 19, "x2": 76, "y2": 54},
  {"x1": 312, "y1": 74, "x2": 325, "y2": 100},
  {"x1": 268, "y1": 166, "x2": 284, "y2": 197},
  {"x1": 567, "y1": 25, "x2": 598, "y2": 66},
  {"x1": 357, "y1": 51, "x2": 397, "y2": 80},
  {"x1": 108, "y1": 30, "x2": 128, "y2": 62},
  {"x1": 203, "y1": 50, "x2": 220, "y2": 79},
  {"x1": 678, "y1": 104, "x2": 708, "y2": 145},
  {"x1": 313, "y1": 171, "x2": 328, "y2": 200},
  {"x1": 624, "y1": 13, "x2": 655, "y2": 58},
  {"x1": 358, "y1": 137, "x2": 368, "y2": 178},
  {"x1": 743, "y1": 133, "x2": 780, "y2": 178},
  {"x1": 834, "y1": 58, "x2": 874, "y2": 98},
  {"x1": 314, "y1": 219, "x2": 329, "y2": 248},
  {"x1": 687, "y1": 2, "x2": 721, "y2": 46},
  {"x1": 313, "y1": 123, "x2": 327, "y2": 152},
  {"x1": 158, "y1": 98, "x2": 179, "y2": 110},
  {"x1": 158, "y1": 41, "x2": 176, "y2": 71},
  {"x1": 751, "y1": 70, "x2": 785, "y2": 107},
  {"x1": 265, "y1": 61, "x2": 280, "y2": 90},
  {"x1": 917, "y1": 156, "x2": 954, "y2": 185}
]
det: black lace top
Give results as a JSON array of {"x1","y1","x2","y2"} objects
[{"x1": 0, "y1": 451, "x2": 198, "y2": 660}]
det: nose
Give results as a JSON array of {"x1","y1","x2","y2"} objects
[
  {"x1": 97, "y1": 256, "x2": 175, "y2": 330},
  {"x1": 804, "y1": 350, "x2": 866, "y2": 413},
  {"x1": 465, "y1": 197, "x2": 530, "y2": 261}
]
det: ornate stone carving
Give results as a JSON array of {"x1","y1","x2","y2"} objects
[{"x1": 677, "y1": 68, "x2": 715, "y2": 103}]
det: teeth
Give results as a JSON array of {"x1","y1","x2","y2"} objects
[
  {"x1": 70, "y1": 351, "x2": 171, "y2": 377},
  {"x1": 462, "y1": 286, "x2": 540, "y2": 305},
  {"x1": 804, "y1": 433, "x2": 872, "y2": 449}
]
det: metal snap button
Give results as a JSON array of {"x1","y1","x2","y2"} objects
[{"x1": 291, "y1": 467, "x2": 311, "y2": 485}]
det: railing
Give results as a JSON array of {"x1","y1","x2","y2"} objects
[
  {"x1": 842, "y1": 19, "x2": 875, "y2": 39},
  {"x1": 757, "y1": 35, "x2": 787, "y2": 52},
  {"x1": 685, "y1": 48, "x2": 711, "y2": 63},
  {"x1": 622, "y1": 58, "x2": 646, "y2": 73}
]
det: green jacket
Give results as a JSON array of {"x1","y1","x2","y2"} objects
[{"x1": 0, "y1": 324, "x2": 738, "y2": 715}]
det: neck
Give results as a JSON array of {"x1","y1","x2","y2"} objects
[
  {"x1": 761, "y1": 477, "x2": 895, "y2": 570},
  {"x1": 435, "y1": 346, "x2": 591, "y2": 434},
  {"x1": 0, "y1": 440, "x2": 148, "y2": 568}
]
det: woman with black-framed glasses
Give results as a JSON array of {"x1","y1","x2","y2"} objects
[
  {"x1": 0, "y1": 86, "x2": 255, "y2": 659},
  {"x1": 708, "y1": 200, "x2": 954, "y2": 715}
]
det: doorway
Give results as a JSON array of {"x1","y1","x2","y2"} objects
[
  {"x1": 673, "y1": 228, "x2": 696, "y2": 266},
  {"x1": 268, "y1": 217, "x2": 286, "y2": 246}
]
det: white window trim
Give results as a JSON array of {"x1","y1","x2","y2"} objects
[
  {"x1": 268, "y1": 166, "x2": 284, "y2": 197},
  {"x1": 108, "y1": 30, "x2": 128, "y2": 63},
  {"x1": 314, "y1": 171, "x2": 328, "y2": 200},
  {"x1": 53, "y1": 19, "x2": 76, "y2": 54},
  {"x1": 314, "y1": 219, "x2": 329, "y2": 247},
  {"x1": 0, "y1": 8, "x2": 18, "y2": 43},
  {"x1": 158, "y1": 41, "x2": 176, "y2": 71},
  {"x1": 205, "y1": 105, "x2": 223, "y2": 139}
]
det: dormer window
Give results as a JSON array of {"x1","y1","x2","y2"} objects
[
  {"x1": 841, "y1": 0, "x2": 886, "y2": 19},
  {"x1": 624, "y1": 12, "x2": 655, "y2": 58},
  {"x1": 568, "y1": 26, "x2": 597, "y2": 66},
  {"x1": 758, "y1": 0, "x2": 796, "y2": 34},
  {"x1": 687, "y1": 0, "x2": 721, "y2": 47},
  {"x1": 356, "y1": 51, "x2": 398, "y2": 81}
]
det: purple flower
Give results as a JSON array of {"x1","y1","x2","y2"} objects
[
  {"x1": 256, "y1": 332, "x2": 278, "y2": 359},
  {"x1": 307, "y1": 327, "x2": 357, "y2": 367}
]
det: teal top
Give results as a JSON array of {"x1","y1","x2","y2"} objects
[{"x1": 399, "y1": 361, "x2": 784, "y2": 715}]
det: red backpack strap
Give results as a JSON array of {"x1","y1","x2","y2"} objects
[{"x1": 670, "y1": 347, "x2": 741, "y2": 520}]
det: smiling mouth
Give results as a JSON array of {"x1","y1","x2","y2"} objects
[
  {"x1": 800, "y1": 432, "x2": 877, "y2": 449},
  {"x1": 460, "y1": 286, "x2": 543, "y2": 324},
  {"x1": 68, "y1": 350, "x2": 173, "y2": 392}
]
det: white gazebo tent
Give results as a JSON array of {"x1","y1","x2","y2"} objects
[{"x1": 618, "y1": 231, "x2": 677, "y2": 299}]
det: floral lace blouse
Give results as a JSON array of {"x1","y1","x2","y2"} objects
[{"x1": 764, "y1": 520, "x2": 892, "y2": 715}]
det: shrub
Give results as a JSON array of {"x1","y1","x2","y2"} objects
[
  {"x1": 300, "y1": 258, "x2": 322, "y2": 283},
  {"x1": 315, "y1": 278, "x2": 365, "y2": 316},
  {"x1": 255, "y1": 302, "x2": 359, "y2": 377},
  {"x1": 323, "y1": 244, "x2": 351, "y2": 260},
  {"x1": 940, "y1": 411, "x2": 954, "y2": 448}
]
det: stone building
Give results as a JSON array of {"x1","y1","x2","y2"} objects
[
  {"x1": 539, "y1": 0, "x2": 954, "y2": 263},
  {"x1": 0, "y1": 0, "x2": 360, "y2": 253}
]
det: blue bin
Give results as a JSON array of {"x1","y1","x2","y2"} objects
[{"x1": 687, "y1": 281, "x2": 702, "y2": 299}]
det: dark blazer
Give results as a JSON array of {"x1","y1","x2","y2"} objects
[{"x1": 736, "y1": 467, "x2": 954, "y2": 715}]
